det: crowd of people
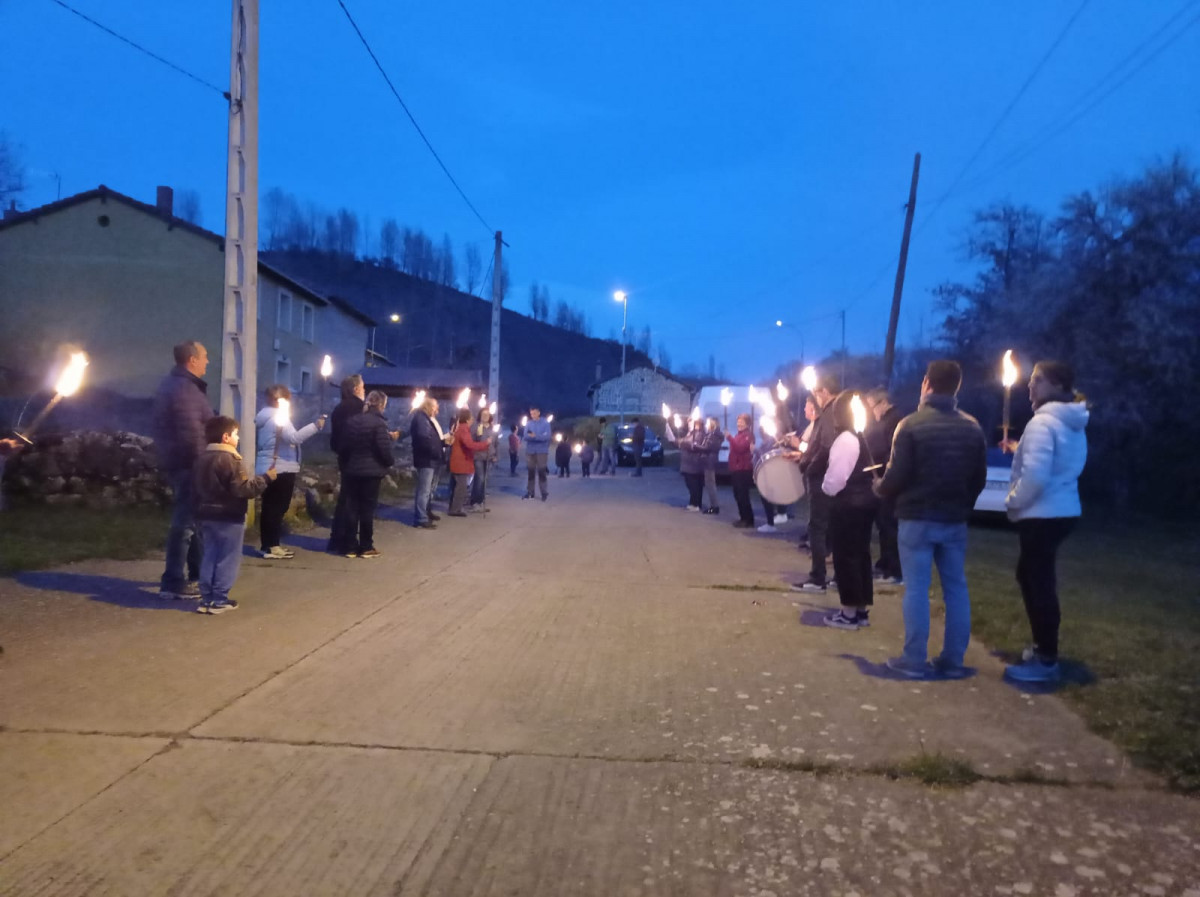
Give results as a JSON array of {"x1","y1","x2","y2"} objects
[{"x1": 10, "y1": 339, "x2": 1089, "y2": 685}]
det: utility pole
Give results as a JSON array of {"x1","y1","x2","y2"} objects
[
  {"x1": 488, "y1": 231, "x2": 503, "y2": 409},
  {"x1": 883, "y1": 153, "x2": 921, "y2": 389},
  {"x1": 221, "y1": 0, "x2": 259, "y2": 489}
]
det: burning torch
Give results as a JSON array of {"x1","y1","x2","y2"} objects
[
  {"x1": 411, "y1": 389, "x2": 426, "y2": 411},
  {"x1": 720, "y1": 387, "x2": 732, "y2": 430},
  {"x1": 15, "y1": 352, "x2": 89, "y2": 445},
  {"x1": 851, "y1": 393, "x2": 879, "y2": 477},
  {"x1": 270, "y1": 397, "x2": 290, "y2": 469},
  {"x1": 319, "y1": 355, "x2": 333, "y2": 414},
  {"x1": 456, "y1": 388, "x2": 471, "y2": 410},
  {"x1": 1002, "y1": 349, "x2": 1019, "y2": 451}
]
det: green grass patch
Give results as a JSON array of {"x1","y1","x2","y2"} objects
[
  {"x1": 740, "y1": 756, "x2": 841, "y2": 776},
  {"x1": 871, "y1": 753, "x2": 983, "y2": 788},
  {"x1": 0, "y1": 504, "x2": 171, "y2": 575},
  {"x1": 963, "y1": 519, "x2": 1200, "y2": 794}
]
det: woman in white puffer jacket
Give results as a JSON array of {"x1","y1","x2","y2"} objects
[{"x1": 1002, "y1": 361, "x2": 1088, "y2": 684}]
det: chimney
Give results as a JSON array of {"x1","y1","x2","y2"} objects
[
  {"x1": 155, "y1": 186, "x2": 174, "y2": 217},
  {"x1": 3, "y1": 200, "x2": 18, "y2": 221}
]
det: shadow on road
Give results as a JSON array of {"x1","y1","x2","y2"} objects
[
  {"x1": 838, "y1": 653, "x2": 980, "y2": 683},
  {"x1": 15, "y1": 571, "x2": 189, "y2": 612}
]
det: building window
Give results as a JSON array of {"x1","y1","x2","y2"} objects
[
  {"x1": 278, "y1": 291, "x2": 292, "y2": 332},
  {"x1": 300, "y1": 368, "x2": 312, "y2": 394},
  {"x1": 275, "y1": 359, "x2": 290, "y2": 388},
  {"x1": 300, "y1": 302, "x2": 315, "y2": 342}
]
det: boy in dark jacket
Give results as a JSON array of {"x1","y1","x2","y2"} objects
[
  {"x1": 193, "y1": 416, "x2": 275, "y2": 614},
  {"x1": 555, "y1": 437, "x2": 572, "y2": 477}
]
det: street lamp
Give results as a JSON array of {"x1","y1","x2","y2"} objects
[
  {"x1": 614, "y1": 290, "x2": 628, "y2": 424},
  {"x1": 369, "y1": 313, "x2": 402, "y2": 366},
  {"x1": 775, "y1": 319, "x2": 805, "y2": 366}
]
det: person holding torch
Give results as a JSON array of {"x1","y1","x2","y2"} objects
[{"x1": 254, "y1": 384, "x2": 326, "y2": 559}]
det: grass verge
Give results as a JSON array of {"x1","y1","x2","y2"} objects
[
  {"x1": 0, "y1": 504, "x2": 171, "y2": 575},
  {"x1": 963, "y1": 518, "x2": 1200, "y2": 794}
]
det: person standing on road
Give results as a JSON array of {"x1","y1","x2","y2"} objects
[
  {"x1": 793, "y1": 374, "x2": 840, "y2": 592},
  {"x1": 678, "y1": 417, "x2": 706, "y2": 511},
  {"x1": 507, "y1": 424, "x2": 521, "y2": 476},
  {"x1": 153, "y1": 340, "x2": 214, "y2": 600},
  {"x1": 1002, "y1": 361, "x2": 1089, "y2": 684},
  {"x1": 598, "y1": 417, "x2": 618, "y2": 475},
  {"x1": 865, "y1": 387, "x2": 903, "y2": 584},
  {"x1": 336, "y1": 390, "x2": 395, "y2": 558},
  {"x1": 700, "y1": 417, "x2": 723, "y2": 513},
  {"x1": 555, "y1": 434, "x2": 572, "y2": 477},
  {"x1": 580, "y1": 441, "x2": 595, "y2": 477},
  {"x1": 821, "y1": 392, "x2": 880, "y2": 630},
  {"x1": 630, "y1": 417, "x2": 647, "y2": 477},
  {"x1": 726, "y1": 413, "x2": 756, "y2": 528},
  {"x1": 327, "y1": 374, "x2": 365, "y2": 555},
  {"x1": 449, "y1": 407, "x2": 493, "y2": 517},
  {"x1": 410, "y1": 397, "x2": 448, "y2": 529},
  {"x1": 876, "y1": 360, "x2": 987, "y2": 679},
  {"x1": 523, "y1": 406, "x2": 552, "y2": 500},
  {"x1": 468, "y1": 407, "x2": 498, "y2": 512},
  {"x1": 254, "y1": 384, "x2": 326, "y2": 559}
]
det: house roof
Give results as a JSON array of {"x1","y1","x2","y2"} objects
[
  {"x1": 360, "y1": 366, "x2": 486, "y2": 391},
  {"x1": 0, "y1": 185, "x2": 376, "y2": 327},
  {"x1": 588, "y1": 364, "x2": 694, "y2": 393}
]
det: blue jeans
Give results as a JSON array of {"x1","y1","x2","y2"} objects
[
  {"x1": 470, "y1": 458, "x2": 489, "y2": 505},
  {"x1": 198, "y1": 520, "x2": 245, "y2": 606},
  {"x1": 414, "y1": 466, "x2": 436, "y2": 525},
  {"x1": 898, "y1": 520, "x2": 971, "y2": 666},
  {"x1": 162, "y1": 468, "x2": 202, "y2": 592}
]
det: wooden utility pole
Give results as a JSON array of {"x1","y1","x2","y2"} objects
[
  {"x1": 883, "y1": 153, "x2": 921, "y2": 388},
  {"x1": 221, "y1": 0, "x2": 259, "y2": 485},
  {"x1": 488, "y1": 231, "x2": 503, "y2": 407}
]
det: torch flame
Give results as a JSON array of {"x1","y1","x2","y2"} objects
[
  {"x1": 672, "y1": 413, "x2": 683, "y2": 428},
  {"x1": 55, "y1": 352, "x2": 89, "y2": 397},
  {"x1": 520, "y1": 415, "x2": 528, "y2": 427},
  {"x1": 690, "y1": 406, "x2": 701, "y2": 422},
  {"x1": 850, "y1": 394, "x2": 868, "y2": 434},
  {"x1": 800, "y1": 440, "x2": 809, "y2": 453},
  {"x1": 801, "y1": 365, "x2": 818, "y2": 392},
  {"x1": 320, "y1": 355, "x2": 333, "y2": 378},
  {"x1": 478, "y1": 393, "x2": 487, "y2": 409},
  {"x1": 776, "y1": 380, "x2": 789, "y2": 401},
  {"x1": 747, "y1": 385, "x2": 758, "y2": 404},
  {"x1": 411, "y1": 389, "x2": 426, "y2": 409},
  {"x1": 573, "y1": 442, "x2": 582, "y2": 454},
  {"x1": 720, "y1": 387, "x2": 732, "y2": 407},
  {"x1": 760, "y1": 417, "x2": 778, "y2": 437},
  {"x1": 555, "y1": 433, "x2": 563, "y2": 443},
  {"x1": 1002, "y1": 350, "x2": 1018, "y2": 388},
  {"x1": 273, "y1": 397, "x2": 291, "y2": 428},
  {"x1": 547, "y1": 414, "x2": 555, "y2": 423},
  {"x1": 661, "y1": 402, "x2": 671, "y2": 418},
  {"x1": 492, "y1": 423, "x2": 500, "y2": 433},
  {"x1": 456, "y1": 388, "x2": 471, "y2": 409}
]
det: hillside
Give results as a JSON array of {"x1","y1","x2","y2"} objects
[{"x1": 263, "y1": 251, "x2": 655, "y2": 416}]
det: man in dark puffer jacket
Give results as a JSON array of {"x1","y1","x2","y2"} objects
[
  {"x1": 153, "y1": 340, "x2": 215, "y2": 600},
  {"x1": 876, "y1": 360, "x2": 987, "y2": 679}
]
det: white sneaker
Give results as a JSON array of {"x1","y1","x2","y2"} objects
[
  {"x1": 684, "y1": 505, "x2": 701, "y2": 512},
  {"x1": 773, "y1": 514, "x2": 788, "y2": 526},
  {"x1": 756, "y1": 524, "x2": 778, "y2": 533}
]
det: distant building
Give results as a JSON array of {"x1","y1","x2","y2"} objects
[
  {"x1": 589, "y1": 366, "x2": 692, "y2": 416},
  {"x1": 0, "y1": 185, "x2": 374, "y2": 401}
]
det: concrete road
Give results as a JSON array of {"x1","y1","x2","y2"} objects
[{"x1": 2, "y1": 469, "x2": 1197, "y2": 896}]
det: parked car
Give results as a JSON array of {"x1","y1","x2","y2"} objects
[
  {"x1": 974, "y1": 447, "x2": 1014, "y2": 515},
  {"x1": 615, "y1": 424, "x2": 664, "y2": 466}
]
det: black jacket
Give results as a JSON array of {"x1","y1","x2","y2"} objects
[
  {"x1": 799, "y1": 396, "x2": 838, "y2": 481},
  {"x1": 409, "y1": 410, "x2": 445, "y2": 469},
  {"x1": 337, "y1": 409, "x2": 394, "y2": 478},
  {"x1": 152, "y1": 367, "x2": 214, "y2": 472},
  {"x1": 193, "y1": 445, "x2": 270, "y2": 522},
  {"x1": 555, "y1": 441, "x2": 572, "y2": 466},
  {"x1": 865, "y1": 404, "x2": 903, "y2": 466},
  {"x1": 876, "y1": 394, "x2": 988, "y2": 522},
  {"x1": 329, "y1": 398, "x2": 365, "y2": 460}
]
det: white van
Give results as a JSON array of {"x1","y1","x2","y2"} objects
[{"x1": 691, "y1": 385, "x2": 756, "y2": 472}]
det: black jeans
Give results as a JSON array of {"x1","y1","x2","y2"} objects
[
  {"x1": 260, "y1": 472, "x2": 297, "y2": 550},
  {"x1": 1016, "y1": 517, "x2": 1076, "y2": 661},
  {"x1": 731, "y1": 469, "x2": 754, "y2": 524},
  {"x1": 342, "y1": 475, "x2": 382, "y2": 553},
  {"x1": 633, "y1": 445, "x2": 644, "y2": 476},
  {"x1": 509, "y1": 451, "x2": 519, "y2": 475},
  {"x1": 830, "y1": 503, "x2": 876, "y2": 610},
  {"x1": 682, "y1": 472, "x2": 704, "y2": 508},
  {"x1": 328, "y1": 473, "x2": 352, "y2": 553},
  {"x1": 807, "y1": 485, "x2": 832, "y2": 583},
  {"x1": 760, "y1": 495, "x2": 778, "y2": 522},
  {"x1": 874, "y1": 497, "x2": 902, "y2": 579},
  {"x1": 581, "y1": 462, "x2": 591, "y2": 477}
]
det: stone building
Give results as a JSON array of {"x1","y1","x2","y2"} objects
[{"x1": 588, "y1": 366, "x2": 693, "y2": 417}]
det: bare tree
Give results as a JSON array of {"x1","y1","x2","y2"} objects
[
  {"x1": 439, "y1": 234, "x2": 456, "y2": 287},
  {"x1": 528, "y1": 281, "x2": 541, "y2": 318},
  {"x1": 379, "y1": 218, "x2": 400, "y2": 268},
  {"x1": 554, "y1": 300, "x2": 571, "y2": 329},
  {"x1": 636, "y1": 325, "x2": 652, "y2": 354},
  {"x1": 464, "y1": 243, "x2": 482, "y2": 295},
  {"x1": 175, "y1": 189, "x2": 202, "y2": 225},
  {"x1": 261, "y1": 187, "x2": 289, "y2": 250},
  {"x1": 0, "y1": 132, "x2": 25, "y2": 207},
  {"x1": 335, "y1": 208, "x2": 359, "y2": 258},
  {"x1": 360, "y1": 212, "x2": 372, "y2": 259}
]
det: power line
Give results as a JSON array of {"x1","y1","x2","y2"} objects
[
  {"x1": 335, "y1": 0, "x2": 496, "y2": 237},
  {"x1": 959, "y1": 3, "x2": 1200, "y2": 193},
  {"x1": 916, "y1": 0, "x2": 1093, "y2": 236},
  {"x1": 47, "y1": 0, "x2": 228, "y2": 99}
]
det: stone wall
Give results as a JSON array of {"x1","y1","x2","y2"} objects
[{"x1": 1, "y1": 431, "x2": 170, "y2": 509}]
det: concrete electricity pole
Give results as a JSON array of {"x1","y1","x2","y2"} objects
[
  {"x1": 883, "y1": 153, "x2": 921, "y2": 388},
  {"x1": 488, "y1": 231, "x2": 502, "y2": 408},
  {"x1": 221, "y1": 0, "x2": 259, "y2": 481}
]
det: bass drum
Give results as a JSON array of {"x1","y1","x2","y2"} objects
[{"x1": 753, "y1": 447, "x2": 806, "y2": 505}]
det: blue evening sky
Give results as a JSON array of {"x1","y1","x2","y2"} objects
[{"x1": 4, "y1": 1, "x2": 1198, "y2": 381}]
